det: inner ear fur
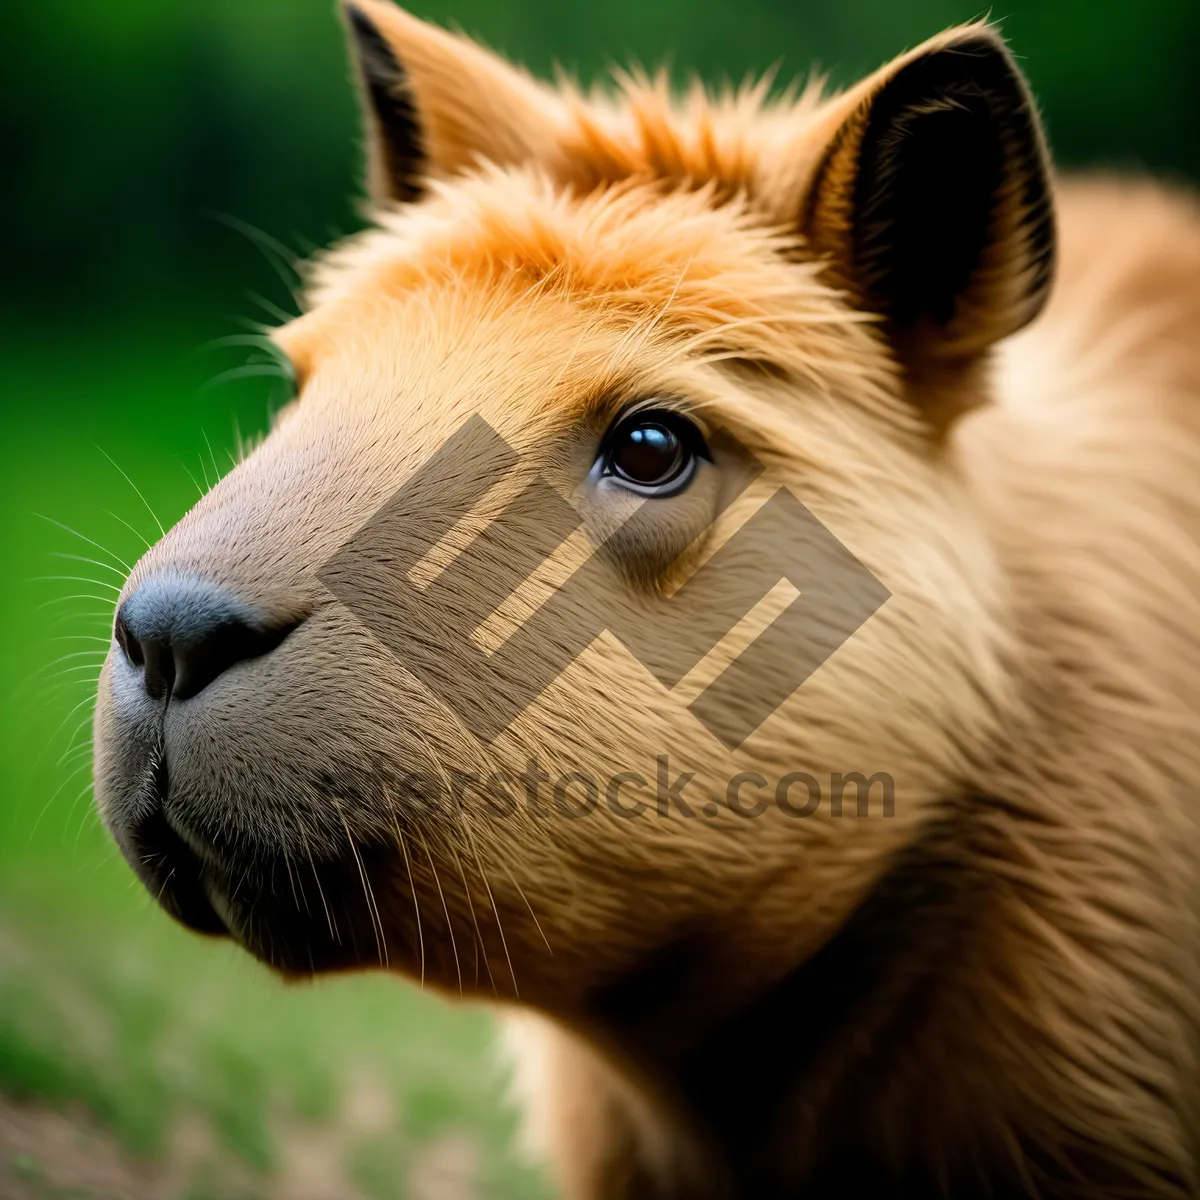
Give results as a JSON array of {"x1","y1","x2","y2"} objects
[
  {"x1": 802, "y1": 27, "x2": 1055, "y2": 379},
  {"x1": 342, "y1": 0, "x2": 568, "y2": 204}
]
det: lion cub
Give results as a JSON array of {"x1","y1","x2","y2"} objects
[{"x1": 93, "y1": 2, "x2": 1200, "y2": 1195}]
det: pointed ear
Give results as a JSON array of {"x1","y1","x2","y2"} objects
[
  {"x1": 342, "y1": 0, "x2": 567, "y2": 204},
  {"x1": 802, "y1": 27, "x2": 1054, "y2": 378}
]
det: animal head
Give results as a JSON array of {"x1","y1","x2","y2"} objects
[{"x1": 94, "y1": 2, "x2": 1053, "y2": 1018}]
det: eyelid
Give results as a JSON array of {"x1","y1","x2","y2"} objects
[
  {"x1": 617, "y1": 396, "x2": 704, "y2": 429},
  {"x1": 598, "y1": 399, "x2": 712, "y2": 453}
]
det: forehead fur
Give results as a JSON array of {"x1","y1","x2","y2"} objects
[{"x1": 294, "y1": 74, "x2": 900, "y2": 417}]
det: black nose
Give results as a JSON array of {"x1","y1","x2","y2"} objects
[{"x1": 115, "y1": 573, "x2": 299, "y2": 702}]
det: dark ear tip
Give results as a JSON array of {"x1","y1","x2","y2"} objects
[
  {"x1": 343, "y1": 3, "x2": 379, "y2": 43},
  {"x1": 342, "y1": 0, "x2": 425, "y2": 204},
  {"x1": 343, "y1": 1, "x2": 405, "y2": 86},
  {"x1": 937, "y1": 27, "x2": 1019, "y2": 70}
]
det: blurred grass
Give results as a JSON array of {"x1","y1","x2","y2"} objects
[{"x1": 0, "y1": 323, "x2": 552, "y2": 1198}]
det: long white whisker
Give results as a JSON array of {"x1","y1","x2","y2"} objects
[
  {"x1": 177, "y1": 457, "x2": 205, "y2": 498},
  {"x1": 204, "y1": 211, "x2": 302, "y2": 291},
  {"x1": 333, "y1": 801, "x2": 388, "y2": 969},
  {"x1": 49, "y1": 553, "x2": 128, "y2": 581},
  {"x1": 36, "y1": 649, "x2": 108, "y2": 669},
  {"x1": 72, "y1": 791, "x2": 100, "y2": 855},
  {"x1": 200, "y1": 364, "x2": 291, "y2": 394},
  {"x1": 417, "y1": 827, "x2": 461, "y2": 998},
  {"x1": 33, "y1": 576, "x2": 123, "y2": 594},
  {"x1": 29, "y1": 756, "x2": 95, "y2": 842},
  {"x1": 298, "y1": 831, "x2": 338, "y2": 944},
  {"x1": 446, "y1": 838, "x2": 495, "y2": 995},
  {"x1": 201, "y1": 430, "x2": 223, "y2": 488},
  {"x1": 392, "y1": 809, "x2": 426, "y2": 988},
  {"x1": 33, "y1": 515, "x2": 134, "y2": 573},
  {"x1": 246, "y1": 291, "x2": 295, "y2": 325},
  {"x1": 35, "y1": 595, "x2": 118, "y2": 614},
  {"x1": 460, "y1": 819, "x2": 519, "y2": 999},
  {"x1": 28, "y1": 660, "x2": 105, "y2": 690},
  {"x1": 35, "y1": 594, "x2": 118, "y2": 611},
  {"x1": 33, "y1": 693, "x2": 97, "y2": 774},
  {"x1": 102, "y1": 508, "x2": 153, "y2": 552},
  {"x1": 498, "y1": 855, "x2": 553, "y2": 957},
  {"x1": 94, "y1": 446, "x2": 166, "y2": 539}
]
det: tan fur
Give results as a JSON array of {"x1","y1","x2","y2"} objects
[{"x1": 93, "y1": 6, "x2": 1200, "y2": 1196}]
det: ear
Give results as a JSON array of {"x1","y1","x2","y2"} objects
[
  {"x1": 802, "y1": 27, "x2": 1054, "y2": 379},
  {"x1": 342, "y1": 0, "x2": 567, "y2": 204}
]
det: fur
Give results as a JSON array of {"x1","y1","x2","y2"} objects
[{"x1": 92, "y1": 4, "x2": 1200, "y2": 1195}]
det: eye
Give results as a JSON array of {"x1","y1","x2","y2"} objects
[{"x1": 599, "y1": 408, "x2": 708, "y2": 496}]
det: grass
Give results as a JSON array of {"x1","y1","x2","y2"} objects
[{"x1": 0, "y1": 321, "x2": 554, "y2": 1199}]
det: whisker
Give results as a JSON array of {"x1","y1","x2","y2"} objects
[
  {"x1": 246, "y1": 291, "x2": 295, "y2": 325},
  {"x1": 281, "y1": 847, "x2": 302, "y2": 914},
  {"x1": 40, "y1": 613, "x2": 114, "y2": 634},
  {"x1": 103, "y1": 508, "x2": 154, "y2": 553},
  {"x1": 156, "y1": 866, "x2": 178, "y2": 907},
  {"x1": 497, "y1": 855, "x2": 553, "y2": 957},
  {"x1": 201, "y1": 429, "x2": 223, "y2": 488},
  {"x1": 29, "y1": 755, "x2": 95, "y2": 842},
  {"x1": 299, "y1": 831, "x2": 338, "y2": 945},
  {"x1": 447, "y1": 838, "x2": 495, "y2": 995},
  {"x1": 334, "y1": 800, "x2": 388, "y2": 969},
  {"x1": 177, "y1": 457, "x2": 205, "y2": 498},
  {"x1": 33, "y1": 515, "x2": 134, "y2": 574},
  {"x1": 72, "y1": 792, "x2": 100, "y2": 855},
  {"x1": 203, "y1": 211, "x2": 302, "y2": 290},
  {"x1": 94, "y1": 446, "x2": 166, "y2": 539},
  {"x1": 30, "y1": 660, "x2": 105, "y2": 689},
  {"x1": 49, "y1": 553, "x2": 128, "y2": 581},
  {"x1": 35, "y1": 594, "x2": 119, "y2": 611},
  {"x1": 58, "y1": 741, "x2": 95, "y2": 767},
  {"x1": 417, "y1": 827, "x2": 461, "y2": 998},
  {"x1": 32, "y1": 692, "x2": 97, "y2": 773},
  {"x1": 33, "y1": 576, "x2": 123, "y2": 594},
  {"x1": 461, "y1": 818, "x2": 519, "y2": 999},
  {"x1": 200, "y1": 364, "x2": 291, "y2": 394},
  {"x1": 36, "y1": 648, "x2": 108, "y2": 668},
  {"x1": 405, "y1": 724, "x2": 501, "y2": 994},
  {"x1": 190, "y1": 332, "x2": 284, "y2": 359},
  {"x1": 392, "y1": 810, "x2": 426, "y2": 987}
]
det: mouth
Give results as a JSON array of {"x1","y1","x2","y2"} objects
[
  {"x1": 124, "y1": 804, "x2": 230, "y2": 937},
  {"x1": 116, "y1": 757, "x2": 229, "y2": 937},
  {"x1": 110, "y1": 757, "x2": 400, "y2": 978}
]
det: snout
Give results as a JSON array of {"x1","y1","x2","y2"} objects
[
  {"x1": 93, "y1": 566, "x2": 436, "y2": 978},
  {"x1": 99, "y1": 571, "x2": 305, "y2": 937},
  {"x1": 114, "y1": 572, "x2": 301, "y2": 702}
]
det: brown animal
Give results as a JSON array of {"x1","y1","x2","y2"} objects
[{"x1": 92, "y1": 3, "x2": 1200, "y2": 1196}]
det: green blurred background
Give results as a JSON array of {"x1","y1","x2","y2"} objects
[{"x1": 1, "y1": 1, "x2": 1196, "y2": 1196}]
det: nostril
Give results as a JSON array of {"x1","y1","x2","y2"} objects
[
  {"x1": 114, "y1": 615, "x2": 143, "y2": 667},
  {"x1": 142, "y1": 636, "x2": 177, "y2": 702},
  {"x1": 170, "y1": 617, "x2": 295, "y2": 702},
  {"x1": 116, "y1": 574, "x2": 302, "y2": 703}
]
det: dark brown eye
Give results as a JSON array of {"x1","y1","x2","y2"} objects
[{"x1": 601, "y1": 410, "x2": 706, "y2": 495}]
